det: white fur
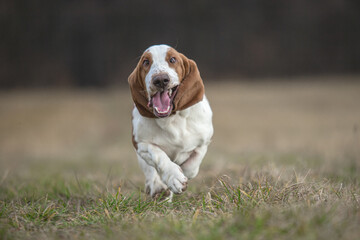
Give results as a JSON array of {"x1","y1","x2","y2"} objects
[
  {"x1": 132, "y1": 45, "x2": 213, "y2": 199},
  {"x1": 144, "y1": 45, "x2": 180, "y2": 100}
]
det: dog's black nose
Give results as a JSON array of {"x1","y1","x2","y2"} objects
[{"x1": 152, "y1": 74, "x2": 170, "y2": 89}]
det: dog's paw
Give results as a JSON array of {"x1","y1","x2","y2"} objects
[{"x1": 161, "y1": 165, "x2": 188, "y2": 194}]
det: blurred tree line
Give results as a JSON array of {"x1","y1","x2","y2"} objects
[{"x1": 0, "y1": 0, "x2": 359, "y2": 88}]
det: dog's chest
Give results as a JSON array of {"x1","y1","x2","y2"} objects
[
  {"x1": 154, "y1": 113, "x2": 206, "y2": 163},
  {"x1": 133, "y1": 98, "x2": 213, "y2": 165}
]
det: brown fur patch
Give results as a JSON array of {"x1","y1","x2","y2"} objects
[
  {"x1": 128, "y1": 51, "x2": 154, "y2": 118},
  {"x1": 172, "y1": 53, "x2": 205, "y2": 111},
  {"x1": 165, "y1": 48, "x2": 187, "y2": 82},
  {"x1": 132, "y1": 132, "x2": 138, "y2": 150},
  {"x1": 130, "y1": 112, "x2": 138, "y2": 149}
]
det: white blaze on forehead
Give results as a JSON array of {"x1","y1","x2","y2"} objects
[{"x1": 145, "y1": 45, "x2": 179, "y2": 98}]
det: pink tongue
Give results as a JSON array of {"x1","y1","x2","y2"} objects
[{"x1": 152, "y1": 91, "x2": 171, "y2": 112}]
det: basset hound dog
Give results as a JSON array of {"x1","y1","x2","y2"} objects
[{"x1": 128, "y1": 44, "x2": 213, "y2": 200}]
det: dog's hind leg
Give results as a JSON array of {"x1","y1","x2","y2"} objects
[{"x1": 180, "y1": 145, "x2": 208, "y2": 179}]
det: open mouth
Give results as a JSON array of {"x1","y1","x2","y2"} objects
[{"x1": 148, "y1": 86, "x2": 178, "y2": 118}]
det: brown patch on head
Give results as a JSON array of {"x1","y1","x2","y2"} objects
[
  {"x1": 166, "y1": 48, "x2": 205, "y2": 111},
  {"x1": 128, "y1": 51, "x2": 156, "y2": 118},
  {"x1": 165, "y1": 48, "x2": 188, "y2": 82},
  {"x1": 140, "y1": 51, "x2": 153, "y2": 80}
]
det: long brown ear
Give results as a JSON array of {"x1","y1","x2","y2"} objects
[
  {"x1": 173, "y1": 54, "x2": 205, "y2": 111},
  {"x1": 128, "y1": 63, "x2": 155, "y2": 118}
]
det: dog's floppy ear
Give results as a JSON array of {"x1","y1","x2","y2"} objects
[
  {"x1": 173, "y1": 54, "x2": 205, "y2": 111},
  {"x1": 128, "y1": 62, "x2": 155, "y2": 118}
]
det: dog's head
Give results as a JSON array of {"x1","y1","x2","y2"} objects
[{"x1": 128, "y1": 44, "x2": 204, "y2": 118}]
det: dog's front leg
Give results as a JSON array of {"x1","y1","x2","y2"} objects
[{"x1": 137, "y1": 143, "x2": 188, "y2": 194}]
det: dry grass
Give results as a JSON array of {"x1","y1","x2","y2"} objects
[{"x1": 0, "y1": 77, "x2": 360, "y2": 239}]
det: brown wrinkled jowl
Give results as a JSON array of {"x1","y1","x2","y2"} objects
[{"x1": 128, "y1": 50, "x2": 204, "y2": 118}]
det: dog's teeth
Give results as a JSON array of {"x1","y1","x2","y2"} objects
[{"x1": 154, "y1": 106, "x2": 170, "y2": 114}]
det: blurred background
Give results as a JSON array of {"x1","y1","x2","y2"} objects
[
  {"x1": 0, "y1": 1, "x2": 359, "y2": 188},
  {"x1": 1, "y1": 0, "x2": 359, "y2": 88},
  {"x1": 1, "y1": 3, "x2": 360, "y2": 239}
]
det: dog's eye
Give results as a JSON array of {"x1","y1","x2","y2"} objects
[
  {"x1": 143, "y1": 59, "x2": 150, "y2": 66},
  {"x1": 169, "y1": 57, "x2": 176, "y2": 64}
]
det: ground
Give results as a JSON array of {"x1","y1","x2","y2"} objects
[{"x1": 0, "y1": 76, "x2": 359, "y2": 239}]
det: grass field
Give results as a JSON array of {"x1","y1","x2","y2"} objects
[{"x1": 0, "y1": 77, "x2": 359, "y2": 239}]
